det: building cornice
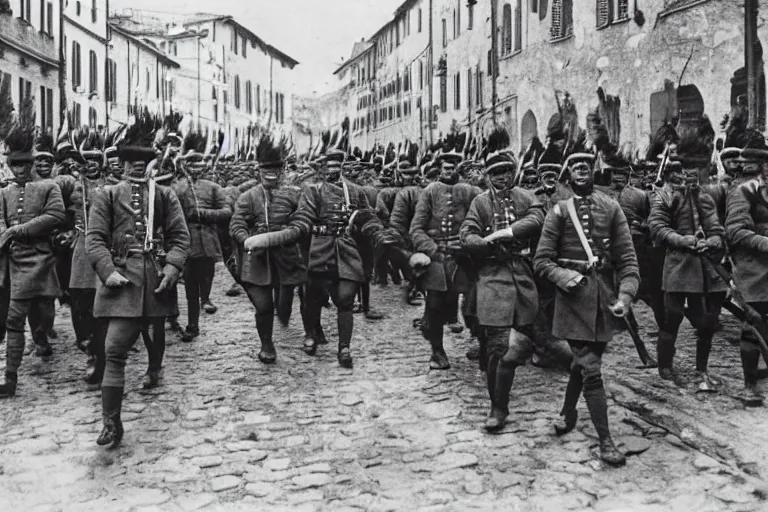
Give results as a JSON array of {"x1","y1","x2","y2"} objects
[{"x1": 0, "y1": 34, "x2": 59, "y2": 68}]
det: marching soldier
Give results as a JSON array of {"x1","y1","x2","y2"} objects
[
  {"x1": 534, "y1": 151, "x2": 639, "y2": 467},
  {"x1": 0, "y1": 126, "x2": 66, "y2": 398},
  {"x1": 173, "y1": 131, "x2": 232, "y2": 342},
  {"x1": 86, "y1": 114, "x2": 190, "y2": 448},
  {"x1": 648, "y1": 121, "x2": 727, "y2": 391},
  {"x1": 460, "y1": 128, "x2": 544, "y2": 431},
  {"x1": 410, "y1": 139, "x2": 481, "y2": 370},
  {"x1": 229, "y1": 135, "x2": 307, "y2": 364}
]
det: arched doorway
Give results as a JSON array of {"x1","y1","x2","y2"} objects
[{"x1": 520, "y1": 110, "x2": 538, "y2": 148}]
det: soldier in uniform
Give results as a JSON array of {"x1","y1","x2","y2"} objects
[
  {"x1": 86, "y1": 114, "x2": 190, "y2": 448},
  {"x1": 0, "y1": 126, "x2": 66, "y2": 397},
  {"x1": 725, "y1": 138, "x2": 768, "y2": 406},
  {"x1": 244, "y1": 148, "x2": 386, "y2": 368},
  {"x1": 173, "y1": 132, "x2": 232, "y2": 342},
  {"x1": 409, "y1": 140, "x2": 481, "y2": 370},
  {"x1": 229, "y1": 135, "x2": 307, "y2": 364},
  {"x1": 460, "y1": 128, "x2": 545, "y2": 431},
  {"x1": 648, "y1": 121, "x2": 727, "y2": 391},
  {"x1": 534, "y1": 151, "x2": 639, "y2": 466},
  {"x1": 69, "y1": 130, "x2": 110, "y2": 384}
]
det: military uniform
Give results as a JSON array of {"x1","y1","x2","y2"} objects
[
  {"x1": 534, "y1": 151, "x2": 639, "y2": 466},
  {"x1": 87, "y1": 122, "x2": 190, "y2": 449}
]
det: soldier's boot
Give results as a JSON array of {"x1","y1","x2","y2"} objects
[
  {"x1": 142, "y1": 322, "x2": 165, "y2": 390},
  {"x1": 427, "y1": 334, "x2": 450, "y2": 370},
  {"x1": 337, "y1": 311, "x2": 353, "y2": 369},
  {"x1": 0, "y1": 371, "x2": 17, "y2": 398},
  {"x1": 202, "y1": 300, "x2": 218, "y2": 315},
  {"x1": 390, "y1": 266, "x2": 402, "y2": 286},
  {"x1": 477, "y1": 331, "x2": 489, "y2": 372},
  {"x1": 85, "y1": 322, "x2": 107, "y2": 386},
  {"x1": 181, "y1": 325, "x2": 199, "y2": 343},
  {"x1": 447, "y1": 321, "x2": 464, "y2": 334},
  {"x1": 256, "y1": 313, "x2": 277, "y2": 365},
  {"x1": 695, "y1": 321, "x2": 720, "y2": 392},
  {"x1": 361, "y1": 284, "x2": 384, "y2": 320},
  {"x1": 485, "y1": 359, "x2": 515, "y2": 432},
  {"x1": 225, "y1": 283, "x2": 242, "y2": 297},
  {"x1": 657, "y1": 332, "x2": 684, "y2": 387},
  {"x1": 584, "y1": 375, "x2": 625, "y2": 467},
  {"x1": 33, "y1": 327, "x2": 52, "y2": 357},
  {"x1": 97, "y1": 386, "x2": 124, "y2": 450},
  {"x1": 167, "y1": 316, "x2": 182, "y2": 333},
  {"x1": 739, "y1": 347, "x2": 764, "y2": 407},
  {"x1": 555, "y1": 368, "x2": 583, "y2": 437}
]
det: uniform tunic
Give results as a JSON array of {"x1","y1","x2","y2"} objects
[
  {"x1": 389, "y1": 185, "x2": 421, "y2": 240},
  {"x1": 533, "y1": 191, "x2": 640, "y2": 343},
  {"x1": 460, "y1": 188, "x2": 545, "y2": 327},
  {"x1": 726, "y1": 178, "x2": 768, "y2": 302},
  {"x1": 229, "y1": 184, "x2": 306, "y2": 287},
  {"x1": 375, "y1": 187, "x2": 399, "y2": 227},
  {"x1": 648, "y1": 187, "x2": 727, "y2": 294},
  {"x1": 0, "y1": 180, "x2": 66, "y2": 299},
  {"x1": 289, "y1": 180, "x2": 381, "y2": 283},
  {"x1": 70, "y1": 176, "x2": 104, "y2": 289},
  {"x1": 172, "y1": 177, "x2": 232, "y2": 261},
  {"x1": 409, "y1": 181, "x2": 481, "y2": 292},
  {"x1": 87, "y1": 180, "x2": 190, "y2": 318}
]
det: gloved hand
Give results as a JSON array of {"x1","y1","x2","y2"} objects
[
  {"x1": 409, "y1": 252, "x2": 431, "y2": 269},
  {"x1": 697, "y1": 237, "x2": 723, "y2": 254},
  {"x1": 565, "y1": 273, "x2": 587, "y2": 291},
  {"x1": 244, "y1": 233, "x2": 270, "y2": 252},
  {"x1": 680, "y1": 235, "x2": 698, "y2": 250},
  {"x1": 105, "y1": 270, "x2": 130, "y2": 288},
  {"x1": 154, "y1": 264, "x2": 180, "y2": 293},
  {"x1": 610, "y1": 292, "x2": 633, "y2": 318}
]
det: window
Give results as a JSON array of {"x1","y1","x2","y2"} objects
[
  {"x1": 404, "y1": 66, "x2": 410, "y2": 92},
  {"x1": 46, "y1": 2, "x2": 52, "y2": 34},
  {"x1": 514, "y1": 0, "x2": 522, "y2": 51},
  {"x1": 245, "y1": 80, "x2": 252, "y2": 113},
  {"x1": 454, "y1": 73, "x2": 461, "y2": 110},
  {"x1": 457, "y1": 1, "x2": 461, "y2": 36},
  {"x1": 88, "y1": 50, "x2": 97, "y2": 94},
  {"x1": 256, "y1": 84, "x2": 261, "y2": 114},
  {"x1": 72, "y1": 102, "x2": 82, "y2": 127},
  {"x1": 212, "y1": 22, "x2": 216, "y2": 42},
  {"x1": 467, "y1": 68, "x2": 473, "y2": 108},
  {"x1": 39, "y1": 86, "x2": 53, "y2": 131},
  {"x1": 71, "y1": 42, "x2": 82, "y2": 90},
  {"x1": 550, "y1": 0, "x2": 573, "y2": 41},
  {"x1": 280, "y1": 94, "x2": 285, "y2": 124},
  {"x1": 502, "y1": 3, "x2": 512, "y2": 55},
  {"x1": 232, "y1": 30, "x2": 238, "y2": 55},
  {"x1": 234, "y1": 76, "x2": 241, "y2": 109},
  {"x1": 468, "y1": 2, "x2": 474, "y2": 29},
  {"x1": 75, "y1": 0, "x2": 80, "y2": 16},
  {"x1": 406, "y1": 10, "x2": 410, "y2": 37},
  {"x1": 106, "y1": 58, "x2": 116, "y2": 102},
  {"x1": 532, "y1": 0, "x2": 538, "y2": 12},
  {"x1": 212, "y1": 86, "x2": 218, "y2": 122},
  {"x1": 145, "y1": 68, "x2": 150, "y2": 93},
  {"x1": 91, "y1": 0, "x2": 97, "y2": 23},
  {"x1": 418, "y1": 8, "x2": 422, "y2": 32},
  {"x1": 242, "y1": 36, "x2": 247, "y2": 58},
  {"x1": 476, "y1": 67, "x2": 484, "y2": 107},
  {"x1": 39, "y1": 0, "x2": 43, "y2": 31},
  {"x1": 452, "y1": 10, "x2": 456, "y2": 39},
  {"x1": 419, "y1": 60, "x2": 424, "y2": 89},
  {"x1": 442, "y1": 19, "x2": 447, "y2": 47},
  {"x1": 19, "y1": 0, "x2": 31, "y2": 22},
  {"x1": 397, "y1": 103, "x2": 401, "y2": 118},
  {"x1": 396, "y1": 20, "x2": 400, "y2": 46},
  {"x1": 18, "y1": 77, "x2": 31, "y2": 115},
  {"x1": 88, "y1": 107, "x2": 97, "y2": 128},
  {"x1": 597, "y1": 0, "x2": 631, "y2": 27}
]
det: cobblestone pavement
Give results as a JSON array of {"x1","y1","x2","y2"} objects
[{"x1": 0, "y1": 265, "x2": 766, "y2": 511}]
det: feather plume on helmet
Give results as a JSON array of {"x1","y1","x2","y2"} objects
[
  {"x1": 182, "y1": 130, "x2": 208, "y2": 161},
  {"x1": 78, "y1": 127, "x2": 105, "y2": 162},
  {"x1": 33, "y1": 131, "x2": 55, "y2": 162},
  {"x1": 482, "y1": 125, "x2": 517, "y2": 175},
  {"x1": 3, "y1": 124, "x2": 36, "y2": 165},
  {"x1": 719, "y1": 103, "x2": 768, "y2": 164},
  {"x1": 673, "y1": 116, "x2": 714, "y2": 168},
  {"x1": 438, "y1": 131, "x2": 465, "y2": 165},
  {"x1": 117, "y1": 109, "x2": 161, "y2": 163},
  {"x1": 255, "y1": 133, "x2": 288, "y2": 168},
  {"x1": 646, "y1": 121, "x2": 679, "y2": 162}
]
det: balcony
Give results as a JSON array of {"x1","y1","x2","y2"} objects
[{"x1": 0, "y1": 14, "x2": 58, "y2": 67}]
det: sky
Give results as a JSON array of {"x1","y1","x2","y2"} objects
[{"x1": 111, "y1": 0, "x2": 405, "y2": 97}]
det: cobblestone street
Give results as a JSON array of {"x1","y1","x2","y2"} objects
[{"x1": 0, "y1": 266, "x2": 766, "y2": 511}]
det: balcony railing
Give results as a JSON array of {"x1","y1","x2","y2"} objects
[{"x1": 0, "y1": 14, "x2": 57, "y2": 65}]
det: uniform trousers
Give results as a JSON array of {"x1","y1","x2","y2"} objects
[{"x1": 103, "y1": 317, "x2": 166, "y2": 388}]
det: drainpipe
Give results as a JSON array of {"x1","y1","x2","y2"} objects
[
  {"x1": 490, "y1": 0, "x2": 498, "y2": 124},
  {"x1": 59, "y1": 0, "x2": 67, "y2": 126},
  {"x1": 746, "y1": 0, "x2": 759, "y2": 128},
  {"x1": 427, "y1": 0, "x2": 433, "y2": 145}
]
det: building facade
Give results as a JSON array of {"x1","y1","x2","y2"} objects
[
  {"x1": 63, "y1": 0, "x2": 107, "y2": 128},
  {"x1": 0, "y1": 0, "x2": 60, "y2": 135}
]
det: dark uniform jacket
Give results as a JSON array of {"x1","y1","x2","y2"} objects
[
  {"x1": 0, "y1": 179, "x2": 66, "y2": 299},
  {"x1": 288, "y1": 179, "x2": 381, "y2": 283},
  {"x1": 534, "y1": 191, "x2": 640, "y2": 343},
  {"x1": 173, "y1": 177, "x2": 232, "y2": 261},
  {"x1": 726, "y1": 178, "x2": 768, "y2": 303},
  {"x1": 376, "y1": 187, "x2": 399, "y2": 227},
  {"x1": 648, "y1": 187, "x2": 727, "y2": 294},
  {"x1": 410, "y1": 181, "x2": 482, "y2": 292},
  {"x1": 461, "y1": 188, "x2": 544, "y2": 327},
  {"x1": 87, "y1": 180, "x2": 190, "y2": 318},
  {"x1": 229, "y1": 184, "x2": 306, "y2": 287},
  {"x1": 54, "y1": 173, "x2": 78, "y2": 230},
  {"x1": 70, "y1": 176, "x2": 105, "y2": 289},
  {"x1": 389, "y1": 186, "x2": 421, "y2": 240}
]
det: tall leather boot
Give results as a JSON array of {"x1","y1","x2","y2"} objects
[
  {"x1": 143, "y1": 320, "x2": 165, "y2": 389},
  {"x1": 85, "y1": 320, "x2": 107, "y2": 385},
  {"x1": 0, "y1": 371, "x2": 17, "y2": 398},
  {"x1": 97, "y1": 386, "x2": 124, "y2": 449},
  {"x1": 486, "y1": 359, "x2": 515, "y2": 432},
  {"x1": 657, "y1": 331, "x2": 683, "y2": 386},
  {"x1": 1, "y1": 330, "x2": 24, "y2": 398},
  {"x1": 583, "y1": 376, "x2": 625, "y2": 466},
  {"x1": 740, "y1": 343, "x2": 764, "y2": 407},
  {"x1": 256, "y1": 312, "x2": 276, "y2": 364},
  {"x1": 554, "y1": 368, "x2": 582, "y2": 436},
  {"x1": 695, "y1": 316, "x2": 719, "y2": 391},
  {"x1": 337, "y1": 311, "x2": 353, "y2": 368}
]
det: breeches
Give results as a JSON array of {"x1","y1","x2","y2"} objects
[
  {"x1": 103, "y1": 318, "x2": 163, "y2": 387},
  {"x1": 663, "y1": 292, "x2": 725, "y2": 335},
  {"x1": 485, "y1": 325, "x2": 535, "y2": 363},
  {"x1": 568, "y1": 340, "x2": 606, "y2": 389}
]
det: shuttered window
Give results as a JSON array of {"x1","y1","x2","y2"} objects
[{"x1": 596, "y1": 0, "x2": 611, "y2": 28}]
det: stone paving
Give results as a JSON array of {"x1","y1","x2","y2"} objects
[{"x1": 0, "y1": 265, "x2": 766, "y2": 511}]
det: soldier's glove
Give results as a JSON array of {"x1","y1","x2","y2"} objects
[
  {"x1": 105, "y1": 270, "x2": 130, "y2": 288},
  {"x1": 155, "y1": 264, "x2": 180, "y2": 294},
  {"x1": 409, "y1": 253, "x2": 431, "y2": 278},
  {"x1": 484, "y1": 227, "x2": 514, "y2": 244},
  {"x1": 697, "y1": 237, "x2": 723, "y2": 255},
  {"x1": 53, "y1": 230, "x2": 76, "y2": 248},
  {"x1": 0, "y1": 225, "x2": 22, "y2": 250},
  {"x1": 610, "y1": 292, "x2": 633, "y2": 318},
  {"x1": 680, "y1": 235, "x2": 698, "y2": 250}
]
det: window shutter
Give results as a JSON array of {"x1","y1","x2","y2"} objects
[
  {"x1": 616, "y1": 0, "x2": 629, "y2": 20},
  {"x1": 550, "y1": 0, "x2": 562, "y2": 39},
  {"x1": 596, "y1": 0, "x2": 610, "y2": 28},
  {"x1": 514, "y1": 0, "x2": 522, "y2": 51}
]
